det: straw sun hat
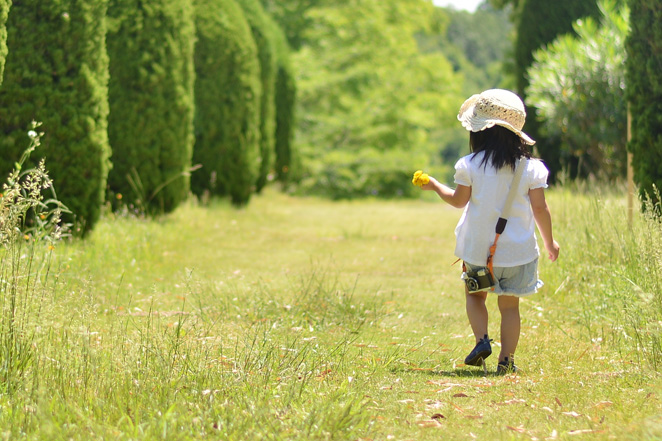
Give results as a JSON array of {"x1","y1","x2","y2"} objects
[{"x1": 457, "y1": 89, "x2": 535, "y2": 145}]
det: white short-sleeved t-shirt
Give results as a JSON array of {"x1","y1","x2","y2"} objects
[{"x1": 453, "y1": 151, "x2": 549, "y2": 267}]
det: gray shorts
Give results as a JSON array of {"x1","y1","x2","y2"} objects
[{"x1": 463, "y1": 259, "x2": 543, "y2": 297}]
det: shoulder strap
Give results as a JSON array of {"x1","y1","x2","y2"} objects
[
  {"x1": 486, "y1": 158, "x2": 527, "y2": 276},
  {"x1": 495, "y1": 158, "x2": 526, "y2": 234}
]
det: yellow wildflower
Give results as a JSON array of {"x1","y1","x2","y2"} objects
[{"x1": 412, "y1": 170, "x2": 430, "y2": 187}]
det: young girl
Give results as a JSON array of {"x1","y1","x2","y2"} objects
[{"x1": 419, "y1": 89, "x2": 560, "y2": 374}]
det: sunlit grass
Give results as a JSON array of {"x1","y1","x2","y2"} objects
[{"x1": 0, "y1": 186, "x2": 660, "y2": 440}]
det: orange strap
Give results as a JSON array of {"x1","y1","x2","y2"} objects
[{"x1": 486, "y1": 233, "x2": 501, "y2": 278}]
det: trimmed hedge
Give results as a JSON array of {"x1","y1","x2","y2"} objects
[
  {"x1": 0, "y1": 0, "x2": 110, "y2": 234},
  {"x1": 0, "y1": 0, "x2": 10, "y2": 85},
  {"x1": 625, "y1": 0, "x2": 662, "y2": 207},
  {"x1": 267, "y1": 16, "x2": 297, "y2": 188},
  {"x1": 106, "y1": 0, "x2": 195, "y2": 214},
  {"x1": 191, "y1": 0, "x2": 261, "y2": 206},
  {"x1": 237, "y1": 0, "x2": 277, "y2": 193}
]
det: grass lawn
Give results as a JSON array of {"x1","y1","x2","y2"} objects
[{"x1": 1, "y1": 187, "x2": 660, "y2": 440}]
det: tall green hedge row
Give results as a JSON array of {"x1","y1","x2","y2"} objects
[
  {"x1": 106, "y1": 0, "x2": 195, "y2": 214},
  {"x1": 0, "y1": 0, "x2": 10, "y2": 85},
  {"x1": 268, "y1": 16, "x2": 297, "y2": 187},
  {"x1": 626, "y1": 0, "x2": 662, "y2": 207},
  {"x1": 0, "y1": 0, "x2": 111, "y2": 234},
  {"x1": 237, "y1": 0, "x2": 277, "y2": 193},
  {"x1": 191, "y1": 0, "x2": 261, "y2": 206}
]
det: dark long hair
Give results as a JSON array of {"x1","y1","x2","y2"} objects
[{"x1": 470, "y1": 125, "x2": 532, "y2": 171}]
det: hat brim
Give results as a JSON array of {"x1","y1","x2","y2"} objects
[{"x1": 457, "y1": 96, "x2": 536, "y2": 146}]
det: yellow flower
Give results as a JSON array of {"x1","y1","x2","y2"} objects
[{"x1": 412, "y1": 170, "x2": 430, "y2": 187}]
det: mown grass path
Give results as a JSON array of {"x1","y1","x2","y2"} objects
[{"x1": 2, "y1": 189, "x2": 660, "y2": 440}]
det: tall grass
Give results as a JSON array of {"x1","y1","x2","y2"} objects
[
  {"x1": 545, "y1": 183, "x2": 662, "y2": 368},
  {"x1": 0, "y1": 173, "x2": 660, "y2": 439}
]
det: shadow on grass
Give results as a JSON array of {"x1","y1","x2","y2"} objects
[{"x1": 391, "y1": 366, "x2": 491, "y2": 378}]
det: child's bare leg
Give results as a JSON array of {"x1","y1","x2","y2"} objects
[
  {"x1": 497, "y1": 295, "x2": 520, "y2": 361},
  {"x1": 465, "y1": 290, "x2": 488, "y2": 342}
]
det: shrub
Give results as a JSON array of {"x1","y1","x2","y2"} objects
[
  {"x1": 625, "y1": 0, "x2": 662, "y2": 209},
  {"x1": 191, "y1": 0, "x2": 261, "y2": 206},
  {"x1": 0, "y1": 0, "x2": 110, "y2": 234},
  {"x1": 106, "y1": 0, "x2": 195, "y2": 215},
  {"x1": 237, "y1": 0, "x2": 277, "y2": 193}
]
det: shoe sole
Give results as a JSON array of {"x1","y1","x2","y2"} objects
[{"x1": 464, "y1": 349, "x2": 492, "y2": 366}]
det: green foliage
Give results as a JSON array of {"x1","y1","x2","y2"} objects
[
  {"x1": 527, "y1": 0, "x2": 628, "y2": 180},
  {"x1": 259, "y1": 0, "x2": 331, "y2": 50},
  {"x1": 0, "y1": 0, "x2": 10, "y2": 85},
  {"x1": 0, "y1": 0, "x2": 110, "y2": 234},
  {"x1": 268, "y1": 17, "x2": 298, "y2": 187},
  {"x1": 294, "y1": 0, "x2": 463, "y2": 198},
  {"x1": 191, "y1": 0, "x2": 261, "y2": 206},
  {"x1": 237, "y1": 0, "x2": 277, "y2": 193},
  {"x1": 106, "y1": 0, "x2": 195, "y2": 215},
  {"x1": 301, "y1": 148, "x2": 430, "y2": 199},
  {"x1": 626, "y1": 0, "x2": 662, "y2": 208}
]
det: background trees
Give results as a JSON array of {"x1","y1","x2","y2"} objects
[
  {"x1": 106, "y1": 0, "x2": 195, "y2": 215},
  {"x1": 0, "y1": 0, "x2": 111, "y2": 234},
  {"x1": 626, "y1": 0, "x2": 662, "y2": 207},
  {"x1": 292, "y1": 0, "x2": 463, "y2": 198}
]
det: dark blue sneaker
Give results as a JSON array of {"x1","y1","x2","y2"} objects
[
  {"x1": 464, "y1": 335, "x2": 492, "y2": 366},
  {"x1": 496, "y1": 357, "x2": 518, "y2": 375}
]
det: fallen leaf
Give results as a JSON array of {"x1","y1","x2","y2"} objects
[
  {"x1": 417, "y1": 420, "x2": 443, "y2": 428},
  {"x1": 465, "y1": 414, "x2": 483, "y2": 419},
  {"x1": 453, "y1": 393, "x2": 470, "y2": 398},
  {"x1": 431, "y1": 413, "x2": 446, "y2": 420},
  {"x1": 500, "y1": 398, "x2": 526, "y2": 405},
  {"x1": 568, "y1": 429, "x2": 605, "y2": 435},
  {"x1": 562, "y1": 411, "x2": 582, "y2": 418},
  {"x1": 594, "y1": 401, "x2": 613, "y2": 409},
  {"x1": 555, "y1": 397, "x2": 563, "y2": 407},
  {"x1": 506, "y1": 425, "x2": 526, "y2": 433}
]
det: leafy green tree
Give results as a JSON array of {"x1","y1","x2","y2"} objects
[
  {"x1": 237, "y1": 0, "x2": 277, "y2": 193},
  {"x1": 527, "y1": 0, "x2": 628, "y2": 180},
  {"x1": 0, "y1": 0, "x2": 10, "y2": 85},
  {"x1": 294, "y1": 0, "x2": 463, "y2": 198},
  {"x1": 626, "y1": 0, "x2": 662, "y2": 207},
  {"x1": 191, "y1": 0, "x2": 261, "y2": 206},
  {"x1": 106, "y1": 0, "x2": 195, "y2": 215},
  {"x1": 0, "y1": 0, "x2": 110, "y2": 234}
]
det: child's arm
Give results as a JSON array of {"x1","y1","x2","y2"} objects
[
  {"x1": 529, "y1": 187, "x2": 560, "y2": 262},
  {"x1": 421, "y1": 177, "x2": 471, "y2": 208}
]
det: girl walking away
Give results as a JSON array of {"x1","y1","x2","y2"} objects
[{"x1": 417, "y1": 89, "x2": 560, "y2": 374}]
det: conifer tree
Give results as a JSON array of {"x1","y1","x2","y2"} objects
[
  {"x1": 0, "y1": 0, "x2": 110, "y2": 234},
  {"x1": 268, "y1": 17, "x2": 297, "y2": 187},
  {"x1": 192, "y1": 0, "x2": 261, "y2": 206},
  {"x1": 626, "y1": 0, "x2": 662, "y2": 208},
  {"x1": 0, "y1": 0, "x2": 11, "y2": 85},
  {"x1": 106, "y1": 0, "x2": 195, "y2": 214},
  {"x1": 237, "y1": 0, "x2": 277, "y2": 193}
]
